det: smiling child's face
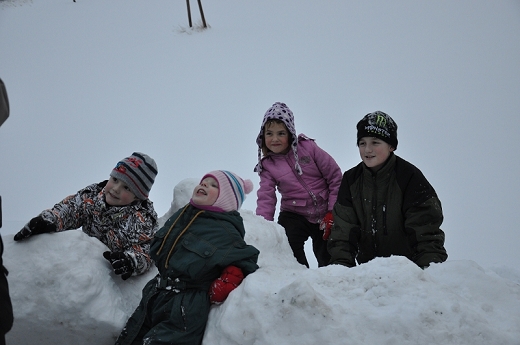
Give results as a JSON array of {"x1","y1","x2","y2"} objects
[
  {"x1": 191, "y1": 176, "x2": 219, "y2": 206},
  {"x1": 104, "y1": 176, "x2": 138, "y2": 206},
  {"x1": 358, "y1": 136, "x2": 395, "y2": 172},
  {"x1": 264, "y1": 121, "x2": 290, "y2": 154}
]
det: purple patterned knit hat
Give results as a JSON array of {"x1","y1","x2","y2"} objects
[{"x1": 254, "y1": 102, "x2": 302, "y2": 175}]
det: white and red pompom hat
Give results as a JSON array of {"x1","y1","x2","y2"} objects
[{"x1": 202, "y1": 170, "x2": 253, "y2": 212}]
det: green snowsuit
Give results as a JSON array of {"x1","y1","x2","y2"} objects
[
  {"x1": 115, "y1": 204, "x2": 259, "y2": 345},
  {"x1": 328, "y1": 153, "x2": 447, "y2": 268}
]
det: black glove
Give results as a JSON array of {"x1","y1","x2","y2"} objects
[
  {"x1": 14, "y1": 216, "x2": 56, "y2": 241},
  {"x1": 103, "y1": 251, "x2": 134, "y2": 280}
]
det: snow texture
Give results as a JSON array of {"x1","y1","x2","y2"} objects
[{"x1": 3, "y1": 179, "x2": 520, "y2": 345}]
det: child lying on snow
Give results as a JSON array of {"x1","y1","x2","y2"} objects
[{"x1": 13, "y1": 152, "x2": 159, "y2": 280}]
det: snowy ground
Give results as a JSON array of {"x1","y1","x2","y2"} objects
[{"x1": 3, "y1": 179, "x2": 520, "y2": 345}]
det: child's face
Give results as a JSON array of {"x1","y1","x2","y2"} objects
[
  {"x1": 191, "y1": 177, "x2": 219, "y2": 206},
  {"x1": 264, "y1": 122, "x2": 290, "y2": 154},
  {"x1": 358, "y1": 137, "x2": 395, "y2": 172},
  {"x1": 104, "y1": 176, "x2": 138, "y2": 206}
]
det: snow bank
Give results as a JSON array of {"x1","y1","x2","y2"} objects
[{"x1": 3, "y1": 179, "x2": 520, "y2": 345}]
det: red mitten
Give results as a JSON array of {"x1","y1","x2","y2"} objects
[
  {"x1": 209, "y1": 266, "x2": 244, "y2": 304},
  {"x1": 319, "y1": 211, "x2": 334, "y2": 240}
]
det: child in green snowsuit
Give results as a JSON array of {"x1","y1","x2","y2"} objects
[{"x1": 115, "y1": 170, "x2": 260, "y2": 345}]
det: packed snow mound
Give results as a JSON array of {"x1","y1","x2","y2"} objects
[{"x1": 3, "y1": 179, "x2": 520, "y2": 345}]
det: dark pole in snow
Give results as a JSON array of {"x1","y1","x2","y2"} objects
[
  {"x1": 197, "y1": 0, "x2": 207, "y2": 28},
  {"x1": 186, "y1": 0, "x2": 193, "y2": 27}
]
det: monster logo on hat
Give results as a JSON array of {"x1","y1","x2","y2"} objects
[{"x1": 356, "y1": 111, "x2": 398, "y2": 149}]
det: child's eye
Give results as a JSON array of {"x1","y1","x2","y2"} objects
[
  {"x1": 124, "y1": 186, "x2": 130, "y2": 191},
  {"x1": 112, "y1": 177, "x2": 118, "y2": 182}
]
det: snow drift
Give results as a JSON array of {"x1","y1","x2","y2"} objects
[{"x1": 3, "y1": 179, "x2": 520, "y2": 345}]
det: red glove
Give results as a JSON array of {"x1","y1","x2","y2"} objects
[
  {"x1": 209, "y1": 266, "x2": 244, "y2": 304},
  {"x1": 319, "y1": 211, "x2": 334, "y2": 240}
]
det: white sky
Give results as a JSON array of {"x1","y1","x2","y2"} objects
[
  {"x1": 1, "y1": 0, "x2": 520, "y2": 271},
  {"x1": 4, "y1": 178, "x2": 520, "y2": 345}
]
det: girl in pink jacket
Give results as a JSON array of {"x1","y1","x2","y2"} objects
[{"x1": 255, "y1": 102, "x2": 342, "y2": 267}]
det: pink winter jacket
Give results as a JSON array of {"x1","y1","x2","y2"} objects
[{"x1": 256, "y1": 136, "x2": 342, "y2": 224}]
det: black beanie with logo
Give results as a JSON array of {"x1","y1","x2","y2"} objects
[{"x1": 356, "y1": 111, "x2": 398, "y2": 149}]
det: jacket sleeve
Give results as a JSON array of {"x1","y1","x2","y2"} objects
[
  {"x1": 40, "y1": 184, "x2": 99, "y2": 231},
  {"x1": 327, "y1": 171, "x2": 361, "y2": 267},
  {"x1": 220, "y1": 225, "x2": 260, "y2": 277},
  {"x1": 399, "y1": 163, "x2": 448, "y2": 267},
  {"x1": 117, "y1": 206, "x2": 158, "y2": 276},
  {"x1": 226, "y1": 245, "x2": 260, "y2": 277},
  {"x1": 309, "y1": 141, "x2": 343, "y2": 210},
  {"x1": 404, "y1": 198, "x2": 447, "y2": 267},
  {"x1": 255, "y1": 169, "x2": 277, "y2": 221}
]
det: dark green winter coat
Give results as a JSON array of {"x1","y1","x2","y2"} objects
[
  {"x1": 328, "y1": 153, "x2": 447, "y2": 268},
  {"x1": 115, "y1": 204, "x2": 259, "y2": 345}
]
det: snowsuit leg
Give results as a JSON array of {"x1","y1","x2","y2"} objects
[
  {"x1": 278, "y1": 211, "x2": 330, "y2": 268},
  {"x1": 142, "y1": 291, "x2": 209, "y2": 345},
  {"x1": 115, "y1": 279, "x2": 210, "y2": 345}
]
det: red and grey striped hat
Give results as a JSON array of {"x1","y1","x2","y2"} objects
[{"x1": 110, "y1": 152, "x2": 158, "y2": 200}]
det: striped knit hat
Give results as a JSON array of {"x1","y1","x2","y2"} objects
[
  {"x1": 110, "y1": 152, "x2": 158, "y2": 200},
  {"x1": 201, "y1": 170, "x2": 253, "y2": 212}
]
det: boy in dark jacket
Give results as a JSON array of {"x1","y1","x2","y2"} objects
[
  {"x1": 328, "y1": 111, "x2": 447, "y2": 268},
  {"x1": 115, "y1": 170, "x2": 259, "y2": 345},
  {"x1": 13, "y1": 152, "x2": 159, "y2": 279}
]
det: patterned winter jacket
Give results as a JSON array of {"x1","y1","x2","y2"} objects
[
  {"x1": 328, "y1": 153, "x2": 448, "y2": 268},
  {"x1": 40, "y1": 180, "x2": 158, "y2": 276},
  {"x1": 256, "y1": 135, "x2": 343, "y2": 224}
]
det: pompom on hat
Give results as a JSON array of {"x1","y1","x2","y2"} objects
[
  {"x1": 198, "y1": 170, "x2": 253, "y2": 212},
  {"x1": 356, "y1": 111, "x2": 398, "y2": 149},
  {"x1": 110, "y1": 152, "x2": 158, "y2": 200}
]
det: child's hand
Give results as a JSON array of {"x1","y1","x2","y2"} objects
[
  {"x1": 319, "y1": 211, "x2": 334, "y2": 240},
  {"x1": 209, "y1": 266, "x2": 244, "y2": 304},
  {"x1": 103, "y1": 251, "x2": 134, "y2": 280},
  {"x1": 14, "y1": 216, "x2": 56, "y2": 241}
]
